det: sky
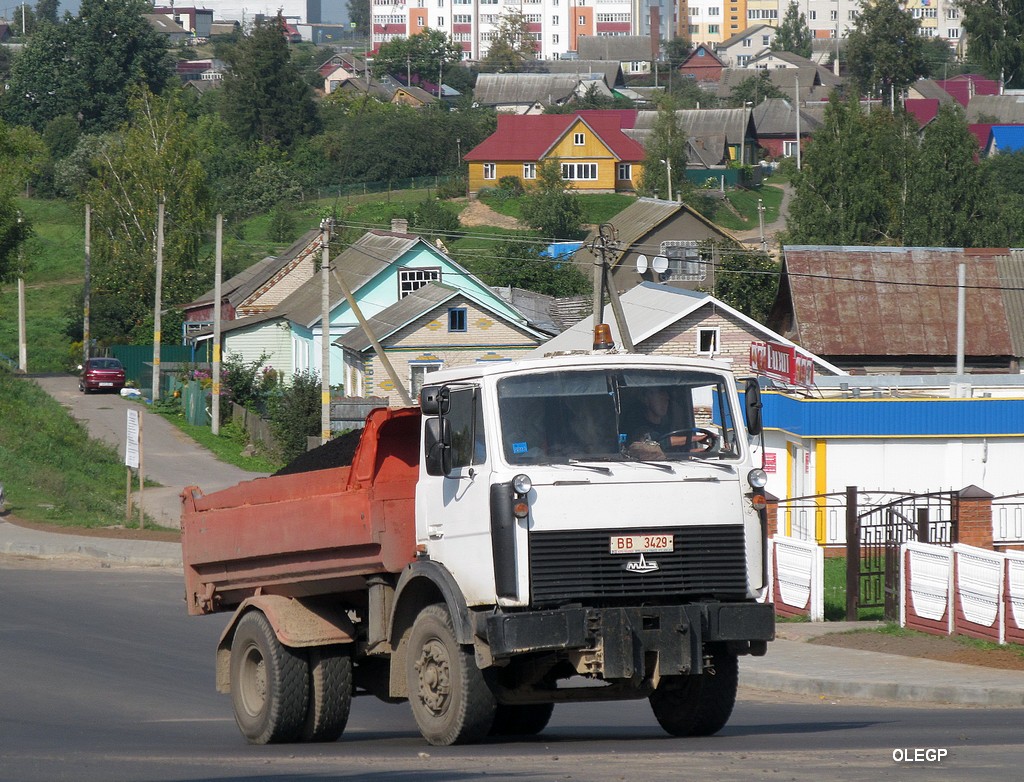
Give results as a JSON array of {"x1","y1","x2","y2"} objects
[{"x1": 44, "y1": 1, "x2": 350, "y2": 25}]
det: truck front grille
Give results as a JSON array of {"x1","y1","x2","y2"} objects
[{"x1": 528, "y1": 525, "x2": 748, "y2": 605}]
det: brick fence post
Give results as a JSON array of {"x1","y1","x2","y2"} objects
[
  {"x1": 956, "y1": 484, "x2": 994, "y2": 549},
  {"x1": 765, "y1": 492, "x2": 779, "y2": 538}
]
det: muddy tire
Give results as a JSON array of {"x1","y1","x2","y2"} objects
[
  {"x1": 649, "y1": 645, "x2": 738, "y2": 738},
  {"x1": 406, "y1": 604, "x2": 496, "y2": 746},
  {"x1": 489, "y1": 703, "x2": 554, "y2": 736},
  {"x1": 300, "y1": 645, "x2": 352, "y2": 743},
  {"x1": 230, "y1": 611, "x2": 310, "y2": 744}
]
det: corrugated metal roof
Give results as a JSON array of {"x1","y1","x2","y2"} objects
[
  {"x1": 780, "y1": 247, "x2": 1016, "y2": 359},
  {"x1": 716, "y1": 67, "x2": 837, "y2": 102},
  {"x1": 718, "y1": 24, "x2": 772, "y2": 50},
  {"x1": 908, "y1": 79, "x2": 959, "y2": 104},
  {"x1": 991, "y1": 125, "x2": 1024, "y2": 152},
  {"x1": 999, "y1": 251, "x2": 1024, "y2": 358},
  {"x1": 577, "y1": 35, "x2": 653, "y2": 61},
  {"x1": 763, "y1": 392, "x2": 1024, "y2": 438},
  {"x1": 336, "y1": 283, "x2": 460, "y2": 351},
  {"x1": 966, "y1": 94, "x2": 1024, "y2": 124},
  {"x1": 523, "y1": 59, "x2": 623, "y2": 88},
  {"x1": 474, "y1": 73, "x2": 581, "y2": 107},
  {"x1": 629, "y1": 108, "x2": 751, "y2": 146},
  {"x1": 751, "y1": 98, "x2": 822, "y2": 136},
  {"x1": 464, "y1": 110, "x2": 644, "y2": 162}
]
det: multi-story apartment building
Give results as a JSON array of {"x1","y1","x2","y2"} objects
[{"x1": 370, "y1": 0, "x2": 966, "y2": 62}]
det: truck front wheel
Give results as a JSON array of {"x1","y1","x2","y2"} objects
[
  {"x1": 649, "y1": 644, "x2": 738, "y2": 738},
  {"x1": 230, "y1": 611, "x2": 310, "y2": 744},
  {"x1": 406, "y1": 604, "x2": 496, "y2": 746}
]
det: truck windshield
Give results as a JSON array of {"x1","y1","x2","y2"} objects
[{"x1": 497, "y1": 368, "x2": 741, "y2": 465}]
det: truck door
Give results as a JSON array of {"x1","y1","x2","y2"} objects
[{"x1": 418, "y1": 386, "x2": 497, "y2": 606}]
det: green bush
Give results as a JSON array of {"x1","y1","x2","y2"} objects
[
  {"x1": 436, "y1": 176, "x2": 467, "y2": 199},
  {"x1": 497, "y1": 175, "x2": 524, "y2": 197},
  {"x1": 268, "y1": 369, "x2": 322, "y2": 463}
]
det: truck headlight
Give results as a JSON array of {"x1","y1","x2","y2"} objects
[
  {"x1": 747, "y1": 468, "x2": 768, "y2": 489},
  {"x1": 512, "y1": 474, "x2": 532, "y2": 495}
]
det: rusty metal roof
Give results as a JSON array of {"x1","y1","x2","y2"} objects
[{"x1": 779, "y1": 247, "x2": 1020, "y2": 359}]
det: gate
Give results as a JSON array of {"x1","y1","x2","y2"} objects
[{"x1": 854, "y1": 491, "x2": 958, "y2": 621}]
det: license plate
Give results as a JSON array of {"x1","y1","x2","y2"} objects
[
  {"x1": 99, "y1": 382, "x2": 113, "y2": 387},
  {"x1": 609, "y1": 534, "x2": 674, "y2": 555}
]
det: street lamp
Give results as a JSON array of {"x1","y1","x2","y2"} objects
[{"x1": 660, "y1": 158, "x2": 673, "y2": 201}]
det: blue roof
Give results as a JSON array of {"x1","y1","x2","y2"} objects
[
  {"x1": 544, "y1": 242, "x2": 584, "y2": 260},
  {"x1": 752, "y1": 392, "x2": 1024, "y2": 438},
  {"x1": 991, "y1": 126, "x2": 1024, "y2": 152}
]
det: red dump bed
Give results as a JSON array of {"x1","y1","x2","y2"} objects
[{"x1": 182, "y1": 407, "x2": 421, "y2": 615}]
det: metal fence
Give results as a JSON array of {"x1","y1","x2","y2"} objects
[{"x1": 993, "y1": 492, "x2": 1024, "y2": 545}]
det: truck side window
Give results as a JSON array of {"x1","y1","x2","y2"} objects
[{"x1": 447, "y1": 387, "x2": 485, "y2": 468}]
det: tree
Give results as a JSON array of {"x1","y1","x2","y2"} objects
[
  {"x1": 709, "y1": 242, "x2": 779, "y2": 323},
  {"x1": 844, "y1": 0, "x2": 928, "y2": 103},
  {"x1": 11, "y1": 4, "x2": 37, "y2": 37},
  {"x1": 639, "y1": 97, "x2": 691, "y2": 203},
  {"x1": 0, "y1": 0, "x2": 170, "y2": 132},
  {"x1": 728, "y1": 72, "x2": 786, "y2": 107},
  {"x1": 785, "y1": 95, "x2": 915, "y2": 245},
  {"x1": 480, "y1": 11, "x2": 537, "y2": 73},
  {"x1": 373, "y1": 29, "x2": 464, "y2": 90},
  {"x1": 221, "y1": 14, "x2": 320, "y2": 147},
  {"x1": 962, "y1": 0, "x2": 1024, "y2": 88},
  {"x1": 269, "y1": 369, "x2": 322, "y2": 463},
  {"x1": 664, "y1": 36, "x2": 693, "y2": 68},
  {"x1": 774, "y1": 2, "x2": 812, "y2": 59},
  {"x1": 0, "y1": 121, "x2": 34, "y2": 283},
  {"x1": 347, "y1": 0, "x2": 370, "y2": 36},
  {"x1": 904, "y1": 103, "x2": 1001, "y2": 247},
  {"x1": 463, "y1": 240, "x2": 589, "y2": 297},
  {"x1": 519, "y1": 159, "x2": 584, "y2": 239},
  {"x1": 36, "y1": 0, "x2": 59, "y2": 25},
  {"x1": 83, "y1": 88, "x2": 210, "y2": 344}
]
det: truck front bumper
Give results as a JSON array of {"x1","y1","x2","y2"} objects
[{"x1": 483, "y1": 602, "x2": 774, "y2": 679}]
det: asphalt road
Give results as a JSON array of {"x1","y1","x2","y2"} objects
[
  {"x1": 2, "y1": 562, "x2": 1021, "y2": 782},
  {"x1": 32, "y1": 374, "x2": 265, "y2": 528}
]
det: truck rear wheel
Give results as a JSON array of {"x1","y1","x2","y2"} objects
[
  {"x1": 489, "y1": 703, "x2": 554, "y2": 736},
  {"x1": 300, "y1": 645, "x2": 352, "y2": 743},
  {"x1": 406, "y1": 604, "x2": 496, "y2": 746},
  {"x1": 230, "y1": 611, "x2": 310, "y2": 744},
  {"x1": 649, "y1": 645, "x2": 738, "y2": 738}
]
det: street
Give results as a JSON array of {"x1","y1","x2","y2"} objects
[{"x1": 1, "y1": 562, "x2": 1021, "y2": 782}]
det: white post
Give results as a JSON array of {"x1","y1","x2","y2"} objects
[
  {"x1": 16, "y1": 213, "x2": 26, "y2": 372},
  {"x1": 795, "y1": 75, "x2": 802, "y2": 170}
]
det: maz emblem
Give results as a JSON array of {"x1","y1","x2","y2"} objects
[{"x1": 623, "y1": 553, "x2": 660, "y2": 574}]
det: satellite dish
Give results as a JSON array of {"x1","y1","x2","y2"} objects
[
  {"x1": 635, "y1": 254, "x2": 648, "y2": 274},
  {"x1": 652, "y1": 256, "x2": 669, "y2": 274}
]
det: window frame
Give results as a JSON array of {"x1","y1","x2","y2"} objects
[
  {"x1": 448, "y1": 306, "x2": 468, "y2": 333},
  {"x1": 697, "y1": 327, "x2": 721, "y2": 356},
  {"x1": 398, "y1": 266, "x2": 442, "y2": 298}
]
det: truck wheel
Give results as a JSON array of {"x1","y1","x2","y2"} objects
[
  {"x1": 649, "y1": 645, "x2": 738, "y2": 738},
  {"x1": 230, "y1": 611, "x2": 310, "y2": 744},
  {"x1": 489, "y1": 703, "x2": 554, "y2": 736},
  {"x1": 300, "y1": 645, "x2": 352, "y2": 743},
  {"x1": 406, "y1": 604, "x2": 496, "y2": 746}
]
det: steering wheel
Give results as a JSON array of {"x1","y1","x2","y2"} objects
[{"x1": 656, "y1": 428, "x2": 719, "y2": 454}]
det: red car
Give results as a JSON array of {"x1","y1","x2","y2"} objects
[{"x1": 79, "y1": 357, "x2": 126, "y2": 393}]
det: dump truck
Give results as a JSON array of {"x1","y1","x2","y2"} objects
[{"x1": 182, "y1": 350, "x2": 774, "y2": 746}]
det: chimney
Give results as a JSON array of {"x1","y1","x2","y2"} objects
[{"x1": 391, "y1": 218, "x2": 409, "y2": 234}]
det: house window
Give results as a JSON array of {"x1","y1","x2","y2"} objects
[
  {"x1": 783, "y1": 140, "x2": 799, "y2": 157},
  {"x1": 483, "y1": 162, "x2": 496, "y2": 179},
  {"x1": 742, "y1": 38, "x2": 751, "y2": 48},
  {"x1": 410, "y1": 362, "x2": 442, "y2": 398},
  {"x1": 616, "y1": 162, "x2": 631, "y2": 180},
  {"x1": 448, "y1": 307, "x2": 468, "y2": 332},
  {"x1": 574, "y1": 132, "x2": 585, "y2": 145},
  {"x1": 809, "y1": 10, "x2": 816, "y2": 20},
  {"x1": 697, "y1": 328, "x2": 720, "y2": 355},
  {"x1": 552, "y1": 15, "x2": 559, "y2": 24},
  {"x1": 437, "y1": 16, "x2": 444, "y2": 25},
  {"x1": 398, "y1": 267, "x2": 441, "y2": 298},
  {"x1": 552, "y1": 34, "x2": 559, "y2": 43},
  {"x1": 830, "y1": 9, "x2": 837, "y2": 20},
  {"x1": 708, "y1": 24, "x2": 719, "y2": 34},
  {"x1": 660, "y1": 240, "x2": 705, "y2": 281},
  {"x1": 948, "y1": 28, "x2": 960, "y2": 38},
  {"x1": 523, "y1": 162, "x2": 537, "y2": 179},
  {"x1": 708, "y1": 7, "x2": 719, "y2": 15},
  {"x1": 762, "y1": 34, "x2": 770, "y2": 45},
  {"x1": 417, "y1": 15, "x2": 425, "y2": 25},
  {"x1": 578, "y1": 15, "x2": 585, "y2": 25},
  {"x1": 561, "y1": 162, "x2": 598, "y2": 180}
]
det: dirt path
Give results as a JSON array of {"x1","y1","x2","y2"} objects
[
  {"x1": 457, "y1": 198, "x2": 529, "y2": 230},
  {"x1": 732, "y1": 182, "x2": 794, "y2": 249}
]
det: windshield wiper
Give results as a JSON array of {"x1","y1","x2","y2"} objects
[
  {"x1": 622, "y1": 456, "x2": 675, "y2": 473},
  {"x1": 566, "y1": 459, "x2": 613, "y2": 475}
]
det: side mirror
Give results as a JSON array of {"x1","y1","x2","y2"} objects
[
  {"x1": 424, "y1": 417, "x2": 453, "y2": 476},
  {"x1": 744, "y1": 377, "x2": 763, "y2": 436},
  {"x1": 420, "y1": 385, "x2": 449, "y2": 416}
]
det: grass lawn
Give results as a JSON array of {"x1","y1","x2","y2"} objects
[
  {"x1": 701, "y1": 184, "x2": 785, "y2": 232},
  {"x1": 149, "y1": 404, "x2": 282, "y2": 474},
  {"x1": 479, "y1": 192, "x2": 635, "y2": 229},
  {"x1": 823, "y1": 556, "x2": 884, "y2": 621}
]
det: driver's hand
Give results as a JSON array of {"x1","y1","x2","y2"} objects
[{"x1": 627, "y1": 440, "x2": 665, "y2": 460}]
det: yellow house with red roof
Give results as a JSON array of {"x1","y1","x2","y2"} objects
[{"x1": 463, "y1": 110, "x2": 645, "y2": 196}]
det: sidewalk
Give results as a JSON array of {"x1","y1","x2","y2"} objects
[{"x1": 2, "y1": 519, "x2": 1022, "y2": 708}]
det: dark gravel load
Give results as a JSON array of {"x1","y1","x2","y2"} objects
[{"x1": 273, "y1": 429, "x2": 365, "y2": 477}]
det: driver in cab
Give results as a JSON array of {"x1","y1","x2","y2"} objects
[{"x1": 625, "y1": 387, "x2": 709, "y2": 459}]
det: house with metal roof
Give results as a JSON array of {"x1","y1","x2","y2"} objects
[
  {"x1": 522, "y1": 59, "x2": 625, "y2": 90},
  {"x1": 531, "y1": 282, "x2": 844, "y2": 376},
  {"x1": 472, "y1": 73, "x2": 612, "y2": 114},
  {"x1": 576, "y1": 35, "x2": 655, "y2": 75},
  {"x1": 627, "y1": 108, "x2": 759, "y2": 167},
  {"x1": 985, "y1": 126, "x2": 1024, "y2": 156},
  {"x1": 768, "y1": 246, "x2": 1024, "y2": 375},
  {"x1": 750, "y1": 98, "x2": 821, "y2": 159},
  {"x1": 570, "y1": 197, "x2": 742, "y2": 294},
  {"x1": 336, "y1": 283, "x2": 549, "y2": 400},
  {"x1": 714, "y1": 25, "x2": 777, "y2": 68},
  {"x1": 966, "y1": 94, "x2": 1024, "y2": 124},
  {"x1": 182, "y1": 230, "x2": 323, "y2": 338},
  {"x1": 463, "y1": 110, "x2": 645, "y2": 195},
  {"x1": 677, "y1": 44, "x2": 727, "y2": 83},
  {"x1": 218, "y1": 223, "x2": 531, "y2": 391}
]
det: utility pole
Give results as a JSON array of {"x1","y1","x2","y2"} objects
[
  {"x1": 590, "y1": 224, "x2": 634, "y2": 352},
  {"x1": 758, "y1": 198, "x2": 767, "y2": 253},
  {"x1": 212, "y1": 214, "x2": 223, "y2": 435},
  {"x1": 152, "y1": 200, "x2": 164, "y2": 403},
  {"x1": 320, "y1": 219, "x2": 332, "y2": 444},
  {"x1": 83, "y1": 204, "x2": 91, "y2": 364},
  {"x1": 795, "y1": 74, "x2": 801, "y2": 170},
  {"x1": 16, "y1": 213, "x2": 26, "y2": 372}
]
